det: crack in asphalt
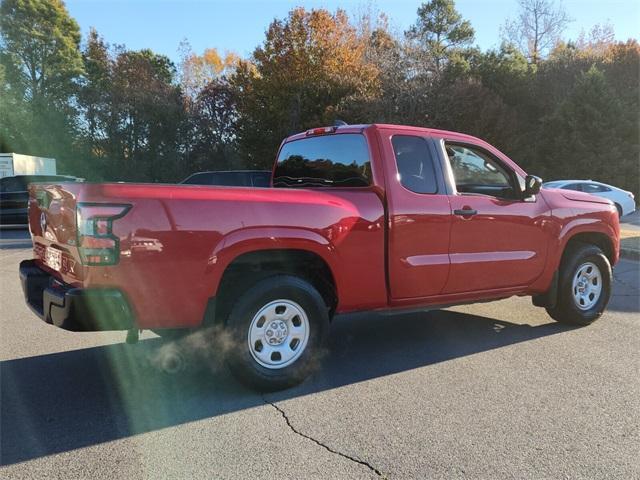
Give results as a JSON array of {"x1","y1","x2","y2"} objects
[{"x1": 263, "y1": 397, "x2": 385, "y2": 478}]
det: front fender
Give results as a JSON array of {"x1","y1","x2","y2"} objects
[{"x1": 529, "y1": 215, "x2": 619, "y2": 294}]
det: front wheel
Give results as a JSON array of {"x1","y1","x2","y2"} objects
[
  {"x1": 546, "y1": 244, "x2": 612, "y2": 326},
  {"x1": 224, "y1": 275, "x2": 330, "y2": 391}
]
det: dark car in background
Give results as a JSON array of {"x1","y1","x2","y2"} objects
[
  {"x1": 0, "y1": 175, "x2": 83, "y2": 226},
  {"x1": 180, "y1": 170, "x2": 271, "y2": 187}
]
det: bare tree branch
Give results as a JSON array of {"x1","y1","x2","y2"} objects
[{"x1": 501, "y1": 0, "x2": 571, "y2": 63}]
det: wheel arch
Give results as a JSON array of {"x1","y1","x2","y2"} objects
[
  {"x1": 210, "y1": 246, "x2": 339, "y2": 326},
  {"x1": 560, "y1": 231, "x2": 616, "y2": 266},
  {"x1": 533, "y1": 229, "x2": 615, "y2": 309}
]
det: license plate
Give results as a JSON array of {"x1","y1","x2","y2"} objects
[{"x1": 44, "y1": 247, "x2": 62, "y2": 271}]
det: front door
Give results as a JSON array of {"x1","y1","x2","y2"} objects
[{"x1": 441, "y1": 142, "x2": 550, "y2": 294}]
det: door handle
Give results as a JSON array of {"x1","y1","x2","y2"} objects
[{"x1": 453, "y1": 208, "x2": 477, "y2": 217}]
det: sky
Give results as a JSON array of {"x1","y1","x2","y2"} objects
[{"x1": 65, "y1": 0, "x2": 640, "y2": 62}]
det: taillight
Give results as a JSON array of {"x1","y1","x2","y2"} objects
[
  {"x1": 76, "y1": 203, "x2": 130, "y2": 265},
  {"x1": 305, "y1": 126, "x2": 337, "y2": 136}
]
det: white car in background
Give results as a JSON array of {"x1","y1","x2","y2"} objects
[{"x1": 543, "y1": 180, "x2": 636, "y2": 217}]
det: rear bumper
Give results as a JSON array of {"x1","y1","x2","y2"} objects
[{"x1": 19, "y1": 259, "x2": 134, "y2": 331}]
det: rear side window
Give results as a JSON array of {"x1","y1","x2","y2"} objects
[
  {"x1": 582, "y1": 183, "x2": 609, "y2": 193},
  {"x1": 210, "y1": 172, "x2": 250, "y2": 186},
  {"x1": 250, "y1": 172, "x2": 271, "y2": 187},
  {"x1": 274, "y1": 134, "x2": 371, "y2": 188},
  {"x1": 182, "y1": 172, "x2": 250, "y2": 186},
  {"x1": 182, "y1": 173, "x2": 214, "y2": 185},
  {"x1": 392, "y1": 135, "x2": 438, "y2": 194}
]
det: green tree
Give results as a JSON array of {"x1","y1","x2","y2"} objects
[
  {"x1": 77, "y1": 42, "x2": 186, "y2": 181},
  {"x1": 183, "y1": 78, "x2": 239, "y2": 174},
  {"x1": 471, "y1": 44, "x2": 530, "y2": 105},
  {"x1": 431, "y1": 78, "x2": 520, "y2": 155},
  {"x1": 0, "y1": 0, "x2": 83, "y2": 167},
  {"x1": 79, "y1": 29, "x2": 111, "y2": 146},
  {"x1": 231, "y1": 7, "x2": 379, "y2": 165},
  {"x1": 108, "y1": 49, "x2": 184, "y2": 181},
  {"x1": 0, "y1": 60, "x2": 24, "y2": 152},
  {"x1": 540, "y1": 66, "x2": 637, "y2": 193},
  {"x1": 406, "y1": 0, "x2": 475, "y2": 75},
  {"x1": 0, "y1": 0, "x2": 83, "y2": 104},
  {"x1": 461, "y1": 44, "x2": 532, "y2": 157}
]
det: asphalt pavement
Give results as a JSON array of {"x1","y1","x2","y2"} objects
[
  {"x1": 1, "y1": 229, "x2": 639, "y2": 479},
  {"x1": 620, "y1": 210, "x2": 640, "y2": 231}
]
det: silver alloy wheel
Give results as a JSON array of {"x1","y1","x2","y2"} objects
[
  {"x1": 572, "y1": 261, "x2": 603, "y2": 310},
  {"x1": 247, "y1": 299, "x2": 310, "y2": 369}
]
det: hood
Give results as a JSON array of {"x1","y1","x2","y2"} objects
[{"x1": 553, "y1": 189, "x2": 614, "y2": 205}]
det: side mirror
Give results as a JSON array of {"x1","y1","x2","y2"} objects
[{"x1": 524, "y1": 175, "x2": 542, "y2": 196}]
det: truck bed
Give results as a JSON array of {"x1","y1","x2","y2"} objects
[{"x1": 28, "y1": 182, "x2": 386, "y2": 328}]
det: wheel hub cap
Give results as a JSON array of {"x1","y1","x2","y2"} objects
[
  {"x1": 265, "y1": 320, "x2": 288, "y2": 346},
  {"x1": 247, "y1": 299, "x2": 310, "y2": 369},
  {"x1": 572, "y1": 262, "x2": 602, "y2": 310}
]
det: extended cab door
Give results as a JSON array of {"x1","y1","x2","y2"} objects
[
  {"x1": 438, "y1": 139, "x2": 550, "y2": 294},
  {"x1": 380, "y1": 129, "x2": 452, "y2": 299}
]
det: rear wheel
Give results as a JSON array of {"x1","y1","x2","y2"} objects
[
  {"x1": 224, "y1": 275, "x2": 330, "y2": 391},
  {"x1": 546, "y1": 244, "x2": 612, "y2": 326}
]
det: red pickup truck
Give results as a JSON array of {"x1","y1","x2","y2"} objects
[{"x1": 20, "y1": 124, "x2": 620, "y2": 390}]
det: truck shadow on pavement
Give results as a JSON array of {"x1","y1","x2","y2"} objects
[{"x1": 1, "y1": 310, "x2": 571, "y2": 465}]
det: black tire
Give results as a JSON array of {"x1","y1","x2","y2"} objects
[
  {"x1": 546, "y1": 243, "x2": 612, "y2": 326},
  {"x1": 224, "y1": 275, "x2": 330, "y2": 391},
  {"x1": 614, "y1": 203, "x2": 623, "y2": 218}
]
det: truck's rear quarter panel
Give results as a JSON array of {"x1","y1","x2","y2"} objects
[{"x1": 29, "y1": 182, "x2": 386, "y2": 328}]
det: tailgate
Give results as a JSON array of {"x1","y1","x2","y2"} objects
[{"x1": 28, "y1": 183, "x2": 86, "y2": 286}]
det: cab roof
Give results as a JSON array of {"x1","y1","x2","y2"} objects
[{"x1": 283, "y1": 123, "x2": 484, "y2": 145}]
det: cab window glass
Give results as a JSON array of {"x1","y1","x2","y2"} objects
[
  {"x1": 274, "y1": 134, "x2": 371, "y2": 188},
  {"x1": 445, "y1": 144, "x2": 515, "y2": 198},
  {"x1": 392, "y1": 135, "x2": 438, "y2": 194}
]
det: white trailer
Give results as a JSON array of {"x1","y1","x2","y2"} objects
[{"x1": 0, "y1": 153, "x2": 57, "y2": 178}]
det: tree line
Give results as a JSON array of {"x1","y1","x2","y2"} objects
[{"x1": 0, "y1": 0, "x2": 638, "y2": 196}]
